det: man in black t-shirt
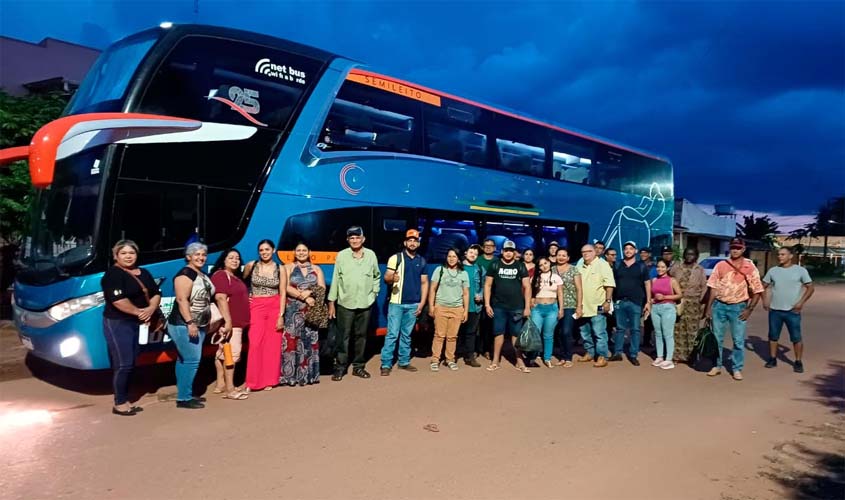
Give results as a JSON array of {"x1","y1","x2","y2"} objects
[
  {"x1": 483, "y1": 240, "x2": 531, "y2": 372},
  {"x1": 611, "y1": 241, "x2": 652, "y2": 365}
]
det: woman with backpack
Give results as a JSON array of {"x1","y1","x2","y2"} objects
[{"x1": 428, "y1": 248, "x2": 469, "y2": 371}]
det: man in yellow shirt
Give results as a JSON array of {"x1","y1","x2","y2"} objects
[{"x1": 576, "y1": 244, "x2": 616, "y2": 367}]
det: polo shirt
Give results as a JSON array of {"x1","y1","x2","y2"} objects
[{"x1": 387, "y1": 251, "x2": 427, "y2": 305}]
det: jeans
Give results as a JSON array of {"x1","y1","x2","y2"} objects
[
  {"x1": 555, "y1": 308, "x2": 575, "y2": 361},
  {"x1": 578, "y1": 314, "x2": 609, "y2": 359},
  {"x1": 167, "y1": 323, "x2": 207, "y2": 402},
  {"x1": 103, "y1": 317, "x2": 139, "y2": 405},
  {"x1": 712, "y1": 300, "x2": 747, "y2": 372},
  {"x1": 531, "y1": 303, "x2": 559, "y2": 361},
  {"x1": 458, "y1": 311, "x2": 480, "y2": 359},
  {"x1": 768, "y1": 310, "x2": 802, "y2": 343},
  {"x1": 381, "y1": 303, "x2": 418, "y2": 368},
  {"x1": 613, "y1": 300, "x2": 642, "y2": 358},
  {"x1": 335, "y1": 305, "x2": 370, "y2": 371},
  {"x1": 651, "y1": 303, "x2": 677, "y2": 361}
]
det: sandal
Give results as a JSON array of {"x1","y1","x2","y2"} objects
[
  {"x1": 562, "y1": 360, "x2": 573, "y2": 368},
  {"x1": 516, "y1": 365, "x2": 531, "y2": 373},
  {"x1": 212, "y1": 386, "x2": 225, "y2": 394},
  {"x1": 486, "y1": 364, "x2": 500, "y2": 372},
  {"x1": 222, "y1": 390, "x2": 248, "y2": 400},
  {"x1": 543, "y1": 360, "x2": 554, "y2": 369}
]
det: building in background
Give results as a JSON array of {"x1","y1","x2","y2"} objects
[
  {"x1": 673, "y1": 199, "x2": 736, "y2": 258},
  {"x1": 0, "y1": 36, "x2": 100, "y2": 96}
]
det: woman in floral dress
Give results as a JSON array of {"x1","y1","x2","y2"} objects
[
  {"x1": 281, "y1": 243, "x2": 326, "y2": 386},
  {"x1": 669, "y1": 247, "x2": 707, "y2": 362}
]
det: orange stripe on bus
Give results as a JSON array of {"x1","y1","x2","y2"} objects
[
  {"x1": 347, "y1": 68, "x2": 666, "y2": 162},
  {"x1": 346, "y1": 72, "x2": 441, "y2": 107},
  {"x1": 277, "y1": 251, "x2": 339, "y2": 264}
]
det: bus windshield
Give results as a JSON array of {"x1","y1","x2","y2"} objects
[
  {"x1": 18, "y1": 146, "x2": 107, "y2": 285},
  {"x1": 66, "y1": 31, "x2": 158, "y2": 114}
]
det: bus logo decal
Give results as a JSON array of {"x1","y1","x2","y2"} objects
[
  {"x1": 340, "y1": 163, "x2": 365, "y2": 195},
  {"x1": 206, "y1": 87, "x2": 268, "y2": 127},
  {"x1": 600, "y1": 182, "x2": 667, "y2": 251},
  {"x1": 254, "y1": 58, "x2": 307, "y2": 85}
]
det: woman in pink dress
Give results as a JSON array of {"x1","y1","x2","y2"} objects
[{"x1": 243, "y1": 239, "x2": 287, "y2": 391}]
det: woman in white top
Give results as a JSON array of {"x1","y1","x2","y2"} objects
[{"x1": 530, "y1": 257, "x2": 564, "y2": 368}]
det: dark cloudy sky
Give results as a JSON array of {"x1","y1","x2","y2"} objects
[{"x1": 2, "y1": 0, "x2": 843, "y2": 215}]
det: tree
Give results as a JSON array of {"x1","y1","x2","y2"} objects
[
  {"x1": 736, "y1": 214, "x2": 780, "y2": 242},
  {"x1": 0, "y1": 90, "x2": 67, "y2": 243},
  {"x1": 808, "y1": 197, "x2": 845, "y2": 258}
]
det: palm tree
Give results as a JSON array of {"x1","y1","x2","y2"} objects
[{"x1": 737, "y1": 214, "x2": 780, "y2": 242}]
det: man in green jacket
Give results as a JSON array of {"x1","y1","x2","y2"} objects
[{"x1": 328, "y1": 226, "x2": 381, "y2": 381}]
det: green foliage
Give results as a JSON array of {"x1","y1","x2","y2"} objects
[{"x1": 0, "y1": 91, "x2": 67, "y2": 242}]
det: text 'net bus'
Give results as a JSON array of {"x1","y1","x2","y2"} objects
[{"x1": 0, "y1": 24, "x2": 673, "y2": 370}]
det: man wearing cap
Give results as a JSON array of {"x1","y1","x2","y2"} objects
[
  {"x1": 704, "y1": 237, "x2": 764, "y2": 380},
  {"x1": 610, "y1": 241, "x2": 651, "y2": 365},
  {"x1": 660, "y1": 246, "x2": 677, "y2": 271},
  {"x1": 576, "y1": 244, "x2": 616, "y2": 367},
  {"x1": 483, "y1": 240, "x2": 532, "y2": 372},
  {"x1": 328, "y1": 226, "x2": 381, "y2": 381},
  {"x1": 380, "y1": 229, "x2": 428, "y2": 376},
  {"x1": 547, "y1": 241, "x2": 560, "y2": 260}
]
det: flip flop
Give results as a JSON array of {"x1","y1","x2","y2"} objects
[
  {"x1": 516, "y1": 365, "x2": 531, "y2": 373},
  {"x1": 212, "y1": 386, "x2": 225, "y2": 394},
  {"x1": 486, "y1": 364, "x2": 500, "y2": 372},
  {"x1": 222, "y1": 390, "x2": 248, "y2": 400}
]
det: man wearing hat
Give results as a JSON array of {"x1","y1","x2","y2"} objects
[
  {"x1": 547, "y1": 241, "x2": 560, "y2": 259},
  {"x1": 380, "y1": 229, "x2": 428, "y2": 376},
  {"x1": 659, "y1": 246, "x2": 677, "y2": 271},
  {"x1": 704, "y1": 237, "x2": 764, "y2": 381},
  {"x1": 610, "y1": 240, "x2": 651, "y2": 365},
  {"x1": 328, "y1": 226, "x2": 382, "y2": 381},
  {"x1": 483, "y1": 239, "x2": 532, "y2": 372}
]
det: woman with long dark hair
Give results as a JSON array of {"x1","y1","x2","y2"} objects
[
  {"x1": 531, "y1": 257, "x2": 564, "y2": 368},
  {"x1": 243, "y1": 239, "x2": 287, "y2": 392},
  {"x1": 428, "y1": 248, "x2": 469, "y2": 371},
  {"x1": 552, "y1": 249, "x2": 583, "y2": 367},
  {"x1": 282, "y1": 242, "x2": 326, "y2": 386},
  {"x1": 210, "y1": 248, "x2": 250, "y2": 400},
  {"x1": 100, "y1": 240, "x2": 161, "y2": 416}
]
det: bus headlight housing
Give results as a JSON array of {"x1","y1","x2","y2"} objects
[{"x1": 48, "y1": 292, "x2": 105, "y2": 322}]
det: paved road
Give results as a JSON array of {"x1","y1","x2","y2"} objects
[{"x1": 2, "y1": 286, "x2": 844, "y2": 500}]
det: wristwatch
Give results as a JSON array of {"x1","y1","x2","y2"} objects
[{"x1": 185, "y1": 319, "x2": 195, "y2": 325}]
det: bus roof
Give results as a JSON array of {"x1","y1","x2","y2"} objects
[{"x1": 121, "y1": 24, "x2": 669, "y2": 163}]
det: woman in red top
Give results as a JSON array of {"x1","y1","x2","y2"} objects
[{"x1": 210, "y1": 249, "x2": 251, "y2": 400}]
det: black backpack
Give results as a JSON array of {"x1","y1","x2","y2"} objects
[{"x1": 689, "y1": 320, "x2": 719, "y2": 367}]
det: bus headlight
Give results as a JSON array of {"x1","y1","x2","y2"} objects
[
  {"x1": 47, "y1": 292, "x2": 105, "y2": 322},
  {"x1": 59, "y1": 336, "x2": 81, "y2": 358}
]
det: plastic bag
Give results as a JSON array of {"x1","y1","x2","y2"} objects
[{"x1": 515, "y1": 317, "x2": 542, "y2": 352}]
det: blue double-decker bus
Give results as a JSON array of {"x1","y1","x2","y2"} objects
[{"x1": 2, "y1": 24, "x2": 673, "y2": 370}]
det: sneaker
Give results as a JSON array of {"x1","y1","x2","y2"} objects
[
  {"x1": 464, "y1": 355, "x2": 482, "y2": 368},
  {"x1": 430, "y1": 362, "x2": 440, "y2": 372},
  {"x1": 659, "y1": 360, "x2": 675, "y2": 370},
  {"x1": 707, "y1": 367, "x2": 722, "y2": 377},
  {"x1": 176, "y1": 399, "x2": 205, "y2": 409},
  {"x1": 765, "y1": 358, "x2": 777, "y2": 368},
  {"x1": 608, "y1": 354, "x2": 624, "y2": 362},
  {"x1": 651, "y1": 357, "x2": 664, "y2": 367},
  {"x1": 398, "y1": 364, "x2": 418, "y2": 372},
  {"x1": 593, "y1": 356, "x2": 608, "y2": 368},
  {"x1": 794, "y1": 360, "x2": 804, "y2": 373},
  {"x1": 380, "y1": 367, "x2": 391, "y2": 377},
  {"x1": 733, "y1": 370, "x2": 743, "y2": 381},
  {"x1": 447, "y1": 361, "x2": 459, "y2": 371}
]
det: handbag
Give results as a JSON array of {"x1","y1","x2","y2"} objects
[
  {"x1": 207, "y1": 303, "x2": 224, "y2": 334},
  {"x1": 676, "y1": 299, "x2": 684, "y2": 317},
  {"x1": 120, "y1": 267, "x2": 166, "y2": 333}
]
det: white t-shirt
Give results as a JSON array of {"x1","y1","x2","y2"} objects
[{"x1": 535, "y1": 271, "x2": 563, "y2": 299}]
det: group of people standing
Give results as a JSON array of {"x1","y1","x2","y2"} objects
[
  {"x1": 101, "y1": 239, "x2": 327, "y2": 415},
  {"x1": 100, "y1": 225, "x2": 815, "y2": 416}
]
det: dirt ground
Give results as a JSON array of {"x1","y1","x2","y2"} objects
[{"x1": 1, "y1": 286, "x2": 843, "y2": 500}]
